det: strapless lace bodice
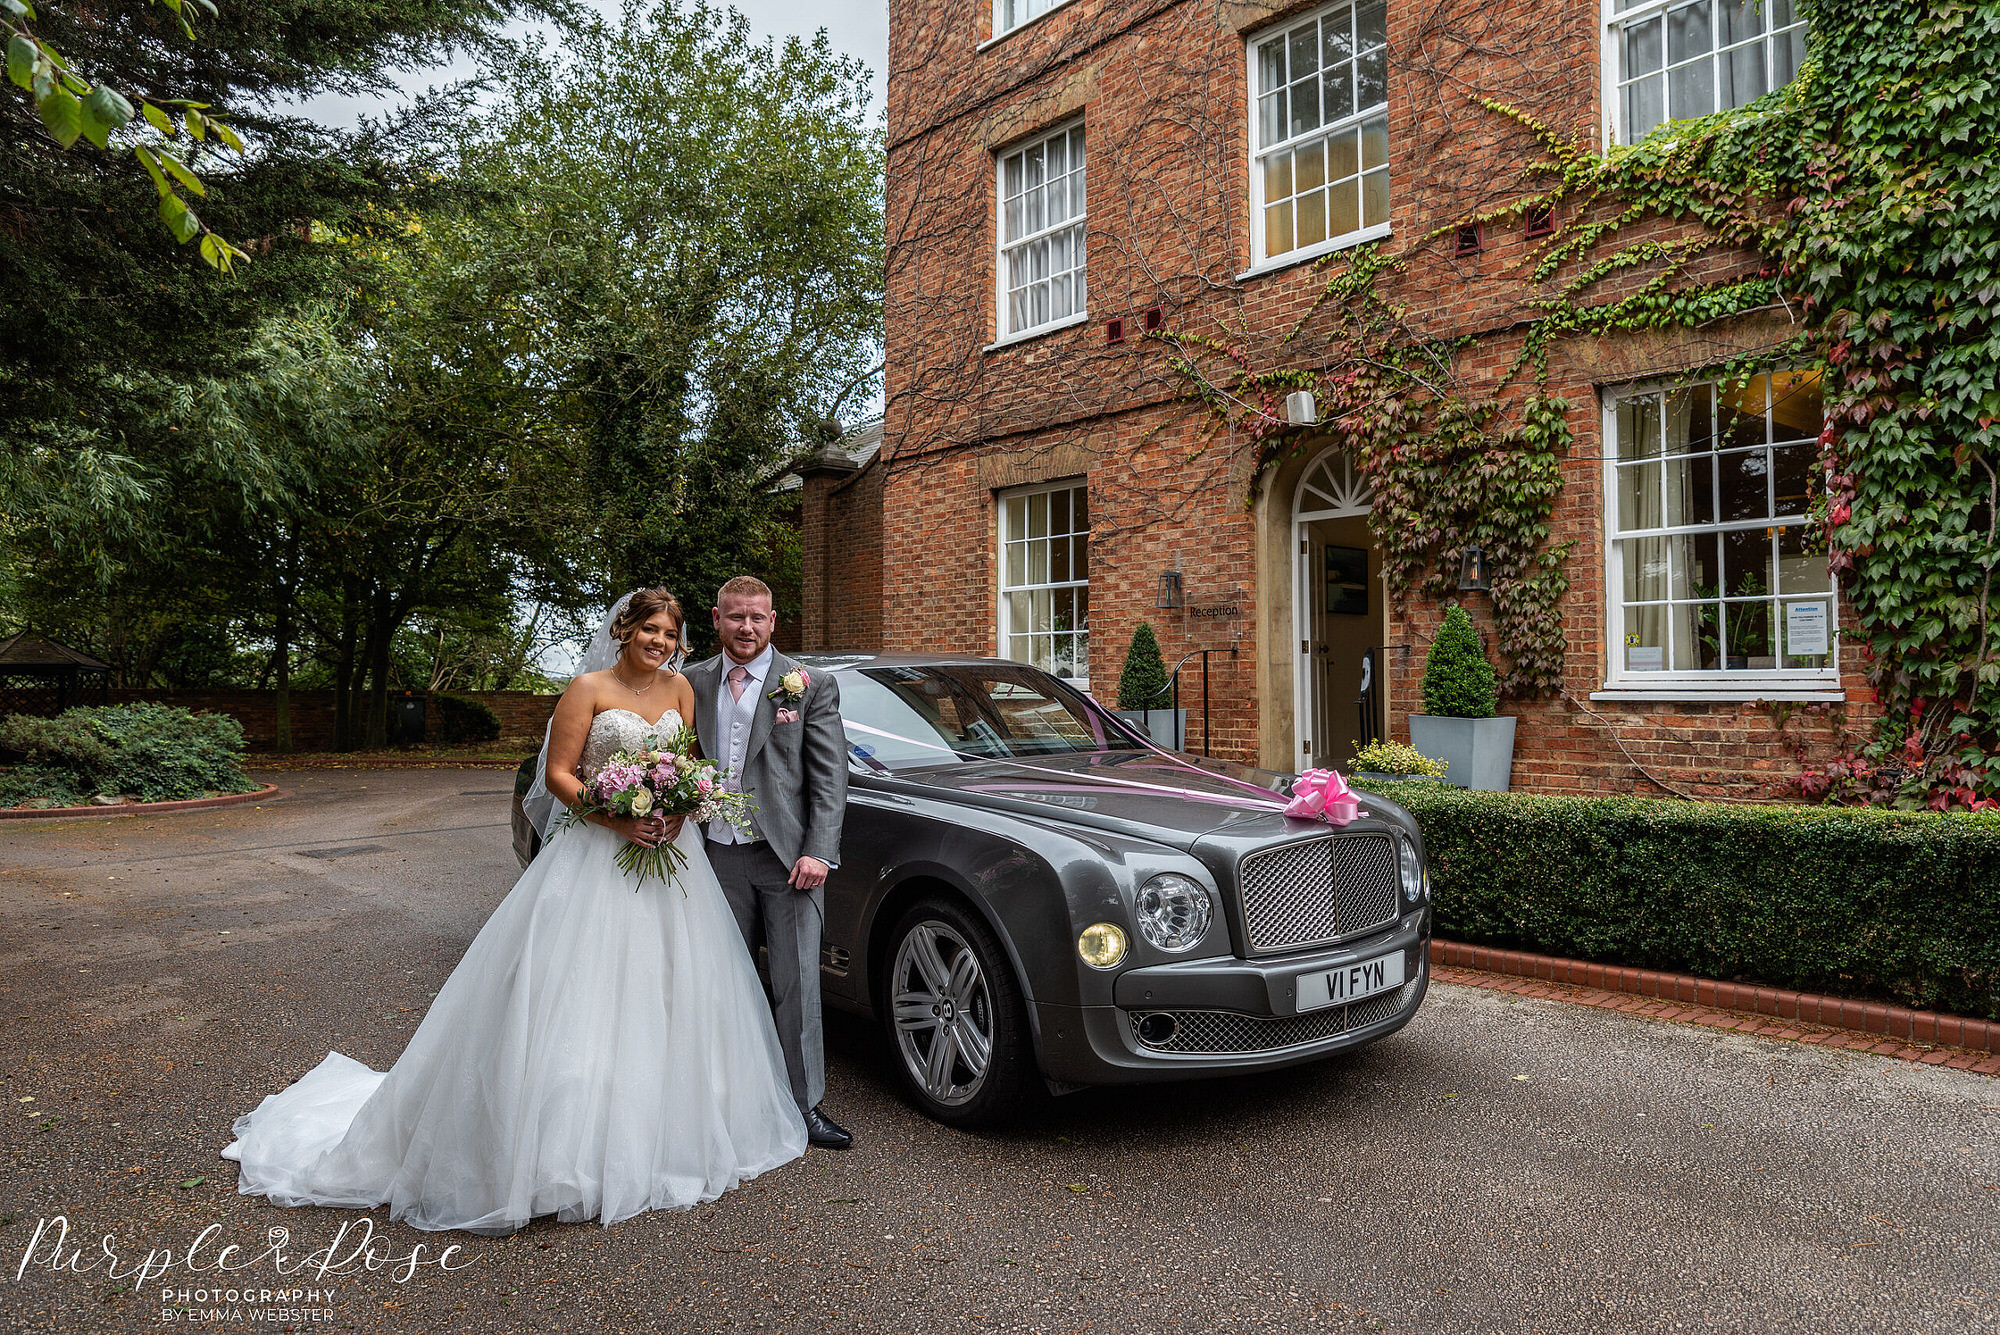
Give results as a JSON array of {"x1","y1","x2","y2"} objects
[{"x1": 580, "y1": 708, "x2": 683, "y2": 779}]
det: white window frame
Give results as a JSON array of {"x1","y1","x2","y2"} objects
[
  {"x1": 1602, "y1": 0, "x2": 1809, "y2": 147},
  {"x1": 1243, "y1": 0, "x2": 1392, "y2": 278},
  {"x1": 993, "y1": 120, "x2": 1088, "y2": 346},
  {"x1": 1597, "y1": 373, "x2": 1842, "y2": 703},
  {"x1": 985, "y1": 0, "x2": 1077, "y2": 45},
  {"x1": 997, "y1": 479, "x2": 1091, "y2": 687}
]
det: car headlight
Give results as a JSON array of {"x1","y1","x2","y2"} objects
[
  {"x1": 1135, "y1": 873, "x2": 1212, "y2": 952},
  {"x1": 1398, "y1": 835, "x2": 1425, "y2": 905},
  {"x1": 1077, "y1": 922, "x2": 1129, "y2": 969}
]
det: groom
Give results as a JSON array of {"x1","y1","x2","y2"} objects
[{"x1": 690, "y1": 575, "x2": 853, "y2": 1150}]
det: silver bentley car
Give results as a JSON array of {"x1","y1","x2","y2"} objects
[{"x1": 515, "y1": 653, "x2": 1432, "y2": 1125}]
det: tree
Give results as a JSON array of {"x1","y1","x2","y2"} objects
[
  {"x1": 1117, "y1": 624, "x2": 1170, "y2": 711},
  {"x1": 1, "y1": 0, "x2": 539, "y2": 556},
  {"x1": 5, "y1": 0, "x2": 256, "y2": 262},
  {"x1": 444, "y1": 0, "x2": 884, "y2": 614},
  {"x1": 1420, "y1": 605, "x2": 1498, "y2": 719}
]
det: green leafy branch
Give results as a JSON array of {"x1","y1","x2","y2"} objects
[{"x1": 5, "y1": 0, "x2": 250, "y2": 270}]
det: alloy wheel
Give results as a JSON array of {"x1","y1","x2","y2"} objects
[{"x1": 889, "y1": 919, "x2": 996, "y2": 1107}]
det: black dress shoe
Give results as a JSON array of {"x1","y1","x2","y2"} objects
[{"x1": 804, "y1": 1105, "x2": 853, "y2": 1150}]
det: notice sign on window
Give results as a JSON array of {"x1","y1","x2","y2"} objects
[
  {"x1": 1627, "y1": 645, "x2": 1664, "y2": 672},
  {"x1": 1786, "y1": 602, "x2": 1830, "y2": 656}
]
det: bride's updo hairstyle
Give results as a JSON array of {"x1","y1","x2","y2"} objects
[{"x1": 611, "y1": 587, "x2": 683, "y2": 646}]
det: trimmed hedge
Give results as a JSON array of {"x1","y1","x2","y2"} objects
[
  {"x1": 1420, "y1": 605, "x2": 1497, "y2": 718},
  {"x1": 0, "y1": 703, "x2": 256, "y2": 806},
  {"x1": 1380, "y1": 783, "x2": 2000, "y2": 1020},
  {"x1": 1117, "y1": 623, "x2": 1171, "y2": 711},
  {"x1": 433, "y1": 693, "x2": 503, "y2": 744}
]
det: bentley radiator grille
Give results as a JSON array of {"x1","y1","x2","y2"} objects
[
  {"x1": 1129, "y1": 969, "x2": 1424, "y2": 1055},
  {"x1": 1237, "y1": 834, "x2": 1401, "y2": 955}
]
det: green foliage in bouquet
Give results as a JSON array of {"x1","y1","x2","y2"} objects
[
  {"x1": 1117, "y1": 623, "x2": 1171, "y2": 711},
  {"x1": 1350, "y1": 740, "x2": 1450, "y2": 779},
  {"x1": 0, "y1": 703, "x2": 254, "y2": 805},
  {"x1": 1421, "y1": 606, "x2": 1498, "y2": 719},
  {"x1": 433, "y1": 694, "x2": 502, "y2": 745}
]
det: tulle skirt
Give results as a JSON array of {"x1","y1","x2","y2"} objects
[{"x1": 223, "y1": 819, "x2": 808, "y2": 1235}]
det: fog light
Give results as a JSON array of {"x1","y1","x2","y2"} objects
[
  {"x1": 1135, "y1": 873, "x2": 1211, "y2": 951},
  {"x1": 1077, "y1": 922, "x2": 1129, "y2": 969},
  {"x1": 1136, "y1": 1012, "x2": 1178, "y2": 1046}
]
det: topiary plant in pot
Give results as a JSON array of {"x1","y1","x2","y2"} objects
[
  {"x1": 1111, "y1": 623, "x2": 1184, "y2": 748},
  {"x1": 1407, "y1": 604, "x2": 1517, "y2": 791}
]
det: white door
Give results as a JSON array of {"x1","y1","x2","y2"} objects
[{"x1": 1291, "y1": 449, "x2": 1376, "y2": 768}]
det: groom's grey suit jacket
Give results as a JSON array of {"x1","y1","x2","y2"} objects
[{"x1": 687, "y1": 649, "x2": 848, "y2": 870}]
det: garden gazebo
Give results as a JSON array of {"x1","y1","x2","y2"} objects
[{"x1": 0, "y1": 634, "x2": 112, "y2": 718}]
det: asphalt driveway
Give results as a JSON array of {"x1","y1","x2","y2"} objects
[{"x1": 0, "y1": 769, "x2": 1993, "y2": 1334}]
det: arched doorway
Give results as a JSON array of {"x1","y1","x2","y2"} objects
[{"x1": 1292, "y1": 448, "x2": 1387, "y2": 768}]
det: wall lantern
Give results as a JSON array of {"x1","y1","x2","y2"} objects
[
  {"x1": 1157, "y1": 570, "x2": 1185, "y2": 609},
  {"x1": 1457, "y1": 547, "x2": 1490, "y2": 592},
  {"x1": 1283, "y1": 390, "x2": 1318, "y2": 426}
]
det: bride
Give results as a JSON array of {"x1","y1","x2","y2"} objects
[{"x1": 223, "y1": 589, "x2": 808, "y2": 1234}]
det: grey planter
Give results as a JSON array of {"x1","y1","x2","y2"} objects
[
  {"x1": 1407, "y1": 714, "x2": 1517, "y2": 792},
  {"x1": 1113, "y1": 708, "x2": 1188, "y2": 749}
]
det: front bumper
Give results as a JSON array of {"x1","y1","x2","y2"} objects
[{"x1": 1031, "y1": 912, "x2": 1430, "y2": 1086}]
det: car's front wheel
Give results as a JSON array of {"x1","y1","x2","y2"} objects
[{"x1": 880, "y1": 898, "x2": 1041, "y2": 1126}]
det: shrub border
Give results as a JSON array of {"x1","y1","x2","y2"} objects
[
  {"x1": 1374, "y1": 781, "x2": 2000, "y2": 1019},
  {"x1": 0, "y1": 782, "x2": 285, "y2": 821}
]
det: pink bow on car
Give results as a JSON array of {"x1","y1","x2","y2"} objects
[{"x1": 1283, "y1": 768, "x2": 1361, "y2": 825}]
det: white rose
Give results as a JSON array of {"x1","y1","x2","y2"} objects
[
  {"x1": 630, "y1": 789, "x2": 654, "y2": 816},
  {"x1": 781, "y1": 670, "x2": 806, "y2": 696}
]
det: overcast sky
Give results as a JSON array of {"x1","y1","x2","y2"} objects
[{"x1": 284, "y1": 0, "x2": 888, "y2": 127}]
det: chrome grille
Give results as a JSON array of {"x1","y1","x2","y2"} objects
[
  {"x1": 1238, "y1": 834, "x2": 1400, "y2": 955},
  {"x1": 1129, "y1": 967, "x2": 1424, "y2": 1055}
]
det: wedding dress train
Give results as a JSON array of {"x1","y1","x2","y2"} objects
[{"x1": 223, "y1": 708, "x2": 807, "y2": 1234}]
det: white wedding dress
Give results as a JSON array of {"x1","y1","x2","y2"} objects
[{"x1": 223, "y1": 708, "x2": 807, "y2": 1235}]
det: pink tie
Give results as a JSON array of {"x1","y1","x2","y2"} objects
[{"x1": 728, "y1": 665, "x2": 749, "y2": 702}]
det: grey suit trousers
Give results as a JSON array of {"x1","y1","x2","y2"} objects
[{"x1": 708, "y1": 838, "x2": 824, "y2": 1116}]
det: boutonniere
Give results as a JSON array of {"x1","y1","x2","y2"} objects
[{"x1": 768, "y1": 668, "x2": 809, "y2": 707}]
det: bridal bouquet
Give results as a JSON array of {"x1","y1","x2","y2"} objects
[{"x1": 556, "y1": 728, "x2": 754, "y2": 890}]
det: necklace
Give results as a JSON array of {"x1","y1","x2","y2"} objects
[{"x1": 610, "y1": 664, "x2": 656, "y2": 697}]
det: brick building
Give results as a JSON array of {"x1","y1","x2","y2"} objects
[{"x1": 802, "y1": 0, "x2": 1865, "y2": 799}]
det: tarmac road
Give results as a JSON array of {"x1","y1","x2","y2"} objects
[{"x1": 0, "y1": 769, "x2": 1994, "y2": 1334}]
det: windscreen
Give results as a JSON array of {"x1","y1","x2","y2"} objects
[{"x1": 841, "y1": 664, "x2": 1144, "y2": 770}]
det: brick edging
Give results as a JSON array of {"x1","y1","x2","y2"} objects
[
  {"x1": 0, "y1": 783, "x2": 286, "y2": 822},
  {"x1": 1428, "y1": 939, "x2": 2000, "y2": 1055}
]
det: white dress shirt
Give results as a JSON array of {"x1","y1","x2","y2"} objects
[{"x1": 708, "y1": 644, "x2": 773, "y2": 845}]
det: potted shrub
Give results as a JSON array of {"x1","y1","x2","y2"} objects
[
  {"x1": 1347, "y1": 740, "x2": 1450, "y2": 786},
  {"x1": 1112, "y1": 623, "x2": 1185, "y2": 747},
  {"x1": 1406, "y1": 605, "x2": 1517, "y2": 791}
]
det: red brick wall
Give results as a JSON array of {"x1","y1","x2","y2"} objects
[
  {"x1": 862, "y1": 0, "x2": 1868, "y2": 799},
  {"x1": 801, "y1": 461, "x2": 886, "y2": 651},
  {"x1": 107, "y1": 689, "x2": 559, "y2": 752}
]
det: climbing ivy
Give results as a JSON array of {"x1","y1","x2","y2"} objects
[{"x1": 1160, "y1": 0, "x2": 1999, "y2": 808}]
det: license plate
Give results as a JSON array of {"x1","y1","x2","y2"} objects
[{"x1": 1295, "y1": 951, "x2": 1406, "y2": 1013}]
